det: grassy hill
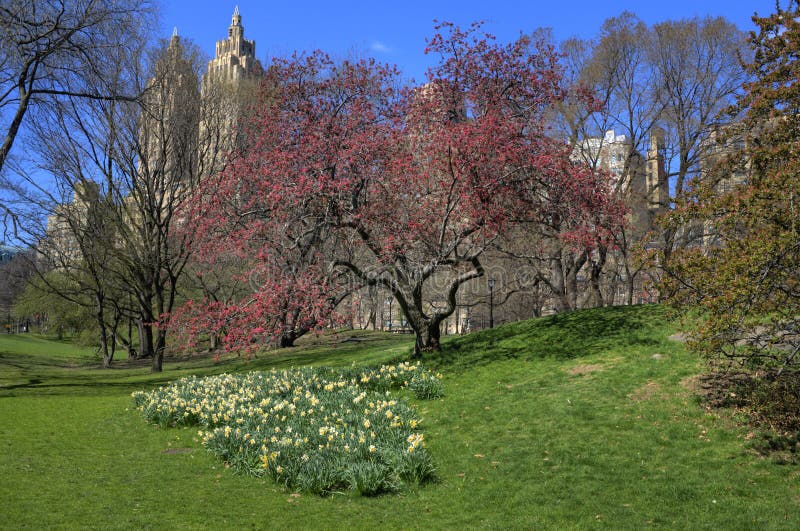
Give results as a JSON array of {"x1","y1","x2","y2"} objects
[{"x1": 1, "y1": 305, "x2": 798, "y2": 528}]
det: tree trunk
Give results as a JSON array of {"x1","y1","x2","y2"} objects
[
  {"x1": 97, "y1": 312, "x2": 113, "y2": 369},
  {"x1": 0, "y1": 90, "x2": 32, "y2": 175},
  {"x1": 413, "y1": 321, "x2": 441, "y2": 359},
  {"x1": 565, "y1": 256, "x2": 580, "y2": 310},
  {"x1": 278, "y1": 309, "x2": 309, "y2": 348},
  {"x1": 152, "y1": 352, "x2": 163, "y2": 372},
  {"x1": 94, "y1": 293, "x2": 113, "y2": 368},
  {"x1": 126, "y1": 317, "x2": 135, "y2": 358},
  {"x1": 152, "y1": 327, "x2": 167, "y2": 372},
  {"x1": 550, "y1": 256, "x2": 570, "y2": 313},
  {"x1": 279, "y1": 331, "x2": 296, "y2": 348},
  {"x1": 589, "y1": 247, "x2": 607, "y2": 308},
  {"x1": 367, "y1": 285, "x2": 377, "y2": 330},
  {"x1": 114, "y1": 327, "x2": 136, "y2": 359},
  {"x1": 138, "y1": 319, "x2": 154, "y2": 359},
  {"x1": 626, "y1": 271, "x2": 635, "y2": 306},
  {"x1": 109, "y1": 330, "x2": 117, "y2": 364}
]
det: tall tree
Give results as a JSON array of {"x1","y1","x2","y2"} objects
[
  {"x1": 578, "y1": 13, "x2": 664, "y2": 306},
  {"x1": 543, "y1": 14, "x2": 750, "y2": 310},
  {"x1": 516, "y1": 16, "x2": 659, "y2": 311},
  {"x1": 15, "y1": 34, "x2": 212, "y2": 371},
  {"x1": 185, "y1": 24, "x2": 624, "y2": 357},
  {"x1": 0, "y1": 0, "x2": 152, "y2": 180},
  {"x1": 119, "y1": 35, "x2": 202, "y2": 371},
  {"x1": 659, "y1": 1, "x2": 800, "y2": 372},
  {"x1": 36, "y1": 181, "x2": 124, "y2": 367},
  {"x1": 650, "y1": 16, "x2": 750, "y2": 261},
  {"x1": 4, "y1": 0, "x2": 153, "y2": 367}
]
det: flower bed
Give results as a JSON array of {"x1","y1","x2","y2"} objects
[{"x1": 132, "y1": 362, "x2": 443, "y2": 496}]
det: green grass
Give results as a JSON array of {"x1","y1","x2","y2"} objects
[{"x1": 2, "y1": 305, "x2": 799, "y2": 528}]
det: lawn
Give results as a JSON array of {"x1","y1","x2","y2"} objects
[{"x1": 1, "y1": 305, "x2": 798, "y2": 528}]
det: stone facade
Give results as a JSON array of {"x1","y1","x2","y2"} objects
[
  {"x1": 44, "y1": 181, "x2": 103, "y2": 268},
  {"x1": 199, "y1": 7, "x2": 264, "y2": 180},
  {"x1": 139, "y1": 30, "x2": 201, "y2": 191},
  {"x1": 698, "y1": 123, "x2": 750, "y2": 250},
  {"x1": 203, "y1": 6, "x2": 262, "y2": 90},
  {"x1": 571, "y1": 129, "x2": 668, "y2": 236}
]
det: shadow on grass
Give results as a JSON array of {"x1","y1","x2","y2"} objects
[
  {"x1": 1, "y1": 306, "x2": 671, "y2": 396},
  {"x1": 0, "y1": 332, "x2": 415, "y2": 398},
  {"x1": 427, "y1": 304, "x2": 670, "y2": 373}
]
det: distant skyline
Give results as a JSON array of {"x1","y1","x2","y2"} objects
[{"x1": 160, "y1": 0, "x2": 777, "y2": 82}]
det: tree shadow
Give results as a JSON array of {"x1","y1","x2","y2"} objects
[
  {"x1": 0, "y1": 332, "x2": 414, "y2": 398},
  {"x1": 425, "y1": 305, "x2": 670, "y2": 373}
]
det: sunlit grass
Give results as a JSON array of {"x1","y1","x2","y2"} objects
[{"x1": 2, "y1": 305, "x2": 799, "y2": 528}]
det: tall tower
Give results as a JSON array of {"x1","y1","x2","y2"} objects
[
  {"x1": 645, "y1": 128, "x2": 668, "y2": 214},
  {"x1": 202, "y1": 6, "x2": 262, "y2": 90},
  {"x1": 140, "y1": 31, "x2": 200, "y2": 189},
  {"x1": 199, "y1": 7, "x2": 264, "y2": 179}
]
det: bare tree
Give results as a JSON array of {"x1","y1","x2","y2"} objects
[
  {"x1": 15, "y1": 69, "x2": 141, "y2": 367},
  {"x1": 91, "y1": 35, "x2": 213, "y2": 371},
  {"x1": 14, "y1": 33, "x2": 229, "y2": 371},
  {"x1": 0, "y1": 0, "x2": 153, "y2": 183},
  {"x1": 4, "y1": 0, "x2": 153, "y2": 366},
  {"x1": 544, "y1": 15, "x2": 750, "y2": 310},
  {"x1": 650, "y1": 17, "x2": 750, "y2": 262},
  {"x1": 580, "y1": 13, "x2": 665, "y2": 306}
]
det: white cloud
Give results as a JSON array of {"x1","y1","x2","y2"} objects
[{"x1": 370, "y1": 41, "x2": 393, "y2": 54}]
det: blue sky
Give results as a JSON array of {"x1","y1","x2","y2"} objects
[
  {"x1": 0, "y1": 0, "x2": 779, "y2": 243},
  {"x1": 160, "y1": 0, "x2": 777, "y2": 82}
]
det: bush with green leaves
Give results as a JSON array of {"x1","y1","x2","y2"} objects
[{"x1": 132, "y1": 362, "x2": 441, "y2": 495}]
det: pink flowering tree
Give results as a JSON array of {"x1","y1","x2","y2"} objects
[{"x1": 176, "y1": 23, "x2": 624, "y2": 357}]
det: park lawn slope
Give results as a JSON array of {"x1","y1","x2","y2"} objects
[{"x1": 1, "y1": 305, "x2": 799, "y2": 528}]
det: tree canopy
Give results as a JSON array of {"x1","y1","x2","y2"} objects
[
  {"x1": 659, "y1": 1, "x2": 800, "y2": 373},
  {"x1": 176, "y1": 23, "x2": 625, "y2": 357}
]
